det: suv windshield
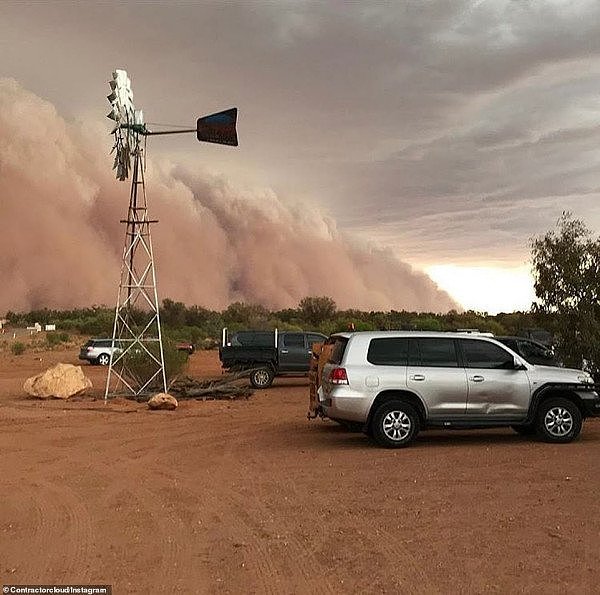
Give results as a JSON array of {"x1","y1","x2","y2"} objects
[{"x1": 496, "y1": 337, "x2": 560, "y2": 367}]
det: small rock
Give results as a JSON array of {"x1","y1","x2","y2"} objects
[{"x1": 147, "y1": 393, "x2": 178, "y2": 410}]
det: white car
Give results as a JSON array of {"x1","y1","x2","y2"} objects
[{"x1": 79, "y1": 338, "x2": 122, "y2": 366}]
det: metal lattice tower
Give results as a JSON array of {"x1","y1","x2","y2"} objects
[
  {"x1": 103, "y1": 69, "x2": 238, "y2": 400},
  {"x1": 104, "y1": 140, "x2": 167, "y2": 398}
]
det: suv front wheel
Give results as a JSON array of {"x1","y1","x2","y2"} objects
[
  {"x1": 372, "y1": 401, "x2": 420, "y2": 448},
  {"x1": 535, "y1": 397, "x2": 582, "y2": 443}
]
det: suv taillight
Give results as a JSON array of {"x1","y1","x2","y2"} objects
[{"x1": 329, "y1": 367, "x2": 349, "y2": 385}]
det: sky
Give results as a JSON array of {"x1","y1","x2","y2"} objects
[{"x1": 1, "y1": 0, "x2": 600, "y2": 314}]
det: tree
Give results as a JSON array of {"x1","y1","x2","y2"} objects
[
  {"x1": 223, "y1": 302, "x2": 270, "y2": 329},
  {"x1": 161, "y1": 299, "x2": 187, "y2": 328},
  {"x1": 531, "y1": 212, "x2": 600, "y2": 378},
  {"x1": 298, "y1": 296, "x2": 337, "y2": 326}
]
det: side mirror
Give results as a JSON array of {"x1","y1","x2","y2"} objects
[{"x1": 514, "y1": 359, "x2": 527, "y2": 371}]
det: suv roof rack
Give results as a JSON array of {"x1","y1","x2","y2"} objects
[{"x1": 455, "y1": 329, "x2": 495, "y2": 337}]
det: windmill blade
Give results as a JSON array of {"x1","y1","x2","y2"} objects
[
  {"x1": 196, "y1": 108, "x2": 238, "y2": 146},
  {"x1": 107, "y1": 68, "x2": 141, "y2": 181}
]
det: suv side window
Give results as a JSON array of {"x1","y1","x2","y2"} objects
[
  {"x1": 462, "y1": 339, "x2": 514, "y2": 369},
  {"x1": 367, "y1": 338, "x2": 409, "y2": 366},
  {"x1": 283, "y1": 333, "x2": 305, "y2": 348},
  {"x1": 412, "y1": 338, "x2": 459, "y2": 367}
]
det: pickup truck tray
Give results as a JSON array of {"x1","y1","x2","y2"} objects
[{"x1": 219, "y1": 345, "x2": 277, "y2": 368}]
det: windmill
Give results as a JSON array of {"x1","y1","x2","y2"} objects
[{"x1": 104, "y1": 69, "x2": 238, "y2": 400}]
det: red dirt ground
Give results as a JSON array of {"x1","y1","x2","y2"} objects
[{"x1": 0, "y1": 347, "x2": 599, "y2": 594}]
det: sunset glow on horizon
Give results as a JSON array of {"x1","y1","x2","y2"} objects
[{"x1": 425, "y1": 264, "x2": 537, "y2": 314}]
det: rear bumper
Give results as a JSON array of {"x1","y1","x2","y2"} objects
[{"x1": 321, "y1": 387, "x2": 371, "y2": 423}]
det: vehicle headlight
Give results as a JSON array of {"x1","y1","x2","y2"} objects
[{"x1": 577, "y1": 373, "x2": 594, "y2": 384}]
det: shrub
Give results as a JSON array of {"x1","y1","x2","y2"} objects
[
  {"x1": 122, "y1": 340, "x2": 188, "y2": 389},
  {"x1": 11, "y1": 342, "x2": 26, "y2": 356},
  {"x1": 46, "y1": 332, "x2": 62, "y2": 347},
  {"x1": 45, "y1": 332, "x2": 70, "y2": 348}
]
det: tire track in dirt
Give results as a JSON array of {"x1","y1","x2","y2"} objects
[
  {"x1": 90, "y1": 426, "x2": 212, "y2": 595},
  {"x1": 94, "y1": 482, "x2": 191, "y2": 592},
  {"x1": 1, "y1": 478, "x2": 95, "y2": 581},
  {"x1": 92, "y1": 426, "x2": 289, "y2": 594},
  {"x1": 161, "y1": 429, "x2": 289, "y2": 595},
  {"x1": 215, "y1": 418, "x2": 437, "y2": 594},
  {"x1": 183, "y1": 482, "x2": 286, "y2": 595},
  {"x1": 211, "y1": 423, "x2": 337, "y2": 594},
  {"x1": 350, "y1": 519, "x2": 441, "y2": 594},
  {"x1": 115, "y1": 417, "x2": 300, "y2": 594}
]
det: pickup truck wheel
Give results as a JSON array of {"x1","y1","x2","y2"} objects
[
  {"x1": 250, "y1": 367, "x2": 274, "y2": 389},
  {"x1": 372, "y1": 401, "x2": 419, "y2": 448},
  {"x1": 535, "y1": 397, "x2": 582, "y2": 443}
]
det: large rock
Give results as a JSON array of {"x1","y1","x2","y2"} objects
[
  {"x1": 24, "y1": 363, "x2": 92, "y2": 400},
  {"x1": 147, "y1": 393, "x2": 178, "y2": 410}
]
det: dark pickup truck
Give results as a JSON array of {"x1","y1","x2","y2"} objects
[{"x1": 219, "y1": 330, "x2": 327, "y2": 388}]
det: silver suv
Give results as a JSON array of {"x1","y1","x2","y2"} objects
[
  {"x1": 320, "y1": 332, "x2": 599, "y2": 448},
  {"x1": 79, "y1": 338, "x2": 122, "y2": 366}
]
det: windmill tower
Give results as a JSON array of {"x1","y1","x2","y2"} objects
[{"x1": 104, "y1": 69, "x2": 238, "y2": 400}]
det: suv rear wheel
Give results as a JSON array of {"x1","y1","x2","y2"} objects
[
  {"x1": 535, "y1": 397, "x2": 582, "y2": 443},
  {"x1": 372, "y1": 401, "x2": 419, "y2": 448},
  {"x1": 97, "y1": 353, "x2": 111, "y2": 366}
]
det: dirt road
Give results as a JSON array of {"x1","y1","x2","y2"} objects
[{"x1": 1, "y1": 348, "x2": 599, "y2": 593}]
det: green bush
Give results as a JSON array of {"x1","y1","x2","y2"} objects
[
  {"x1": 45, "y1": 332, "x2": 70, "y2": 348},
  {"x1": 122, "y1": 340, "x2": 188, "y2": 389},
  {"x1": 46, "y1": 332, "x2": 62, "y2": 347},
  {"x1": 78, "y1": 311, "x2": 114, "y2": 336},
  {"x1": 11, "y1": 342, "x2": 26, "y2": 356}
]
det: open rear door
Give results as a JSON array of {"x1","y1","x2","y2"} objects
[{"x1": 307, "y1": 341, "x2": 334, "y2": 418}]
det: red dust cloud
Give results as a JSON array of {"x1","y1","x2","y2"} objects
[{"x1": 0, "y1": 79, "x2": 456, "y2": 313}]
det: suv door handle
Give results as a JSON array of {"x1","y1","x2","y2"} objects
[
  {"x1": 280, "y1": 349, "x2": 289, "y2": 354},
  {"x1": 410, "y1": 374, "x2": 426, "y2": 381},
  {"x1": 469, "y1": 375, "x2": 485, "y2": 382}
]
